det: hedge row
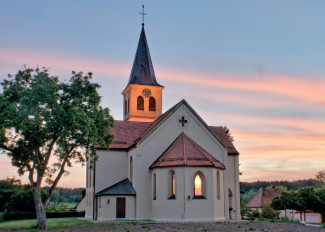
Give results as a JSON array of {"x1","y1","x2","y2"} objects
[{"x1": 3, "y1": 211, "x2": 85, "y2": 221}]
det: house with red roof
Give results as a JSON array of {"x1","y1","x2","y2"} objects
[
  {"x1": 246, "y1": 187, "x2": 282, "y2": 211},
  {"x1": 84, "y1": 22, "x2": 241, "y2": 222}
]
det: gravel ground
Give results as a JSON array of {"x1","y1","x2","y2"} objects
[{"x1": 47, "y1": 221, "x2": 325, "y2": 232}]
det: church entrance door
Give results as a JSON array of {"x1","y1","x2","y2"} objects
[{"x1": 116, "y1": 197, "x2": 126, "y2": 218}]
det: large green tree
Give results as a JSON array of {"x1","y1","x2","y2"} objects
[{"x1": 0, "y1": 67, "x2": 113, "y2": 229}]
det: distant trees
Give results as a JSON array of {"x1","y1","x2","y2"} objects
[
  {"x1": 0, "y1": 67, "x2": 113, "y2": 228},
  {"x1": 271, "y1": 187, "x2": 325, "y2": 223},
  {"x1": 223, "y1": 126, "x2": 234, "y2": 141},
  {"x1": 240, "y1": 179, "x2": 319, "y2": 193},
  {"x1": 316, "y1": 170, "x2": 325, "y2": 188},
  {"x1": 0, "y1": 178, "x2": 47, "y2": 212}
]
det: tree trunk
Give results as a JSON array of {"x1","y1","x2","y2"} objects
[{"x1": 33, "y1": 187, "x2": 47, "y2": 229}]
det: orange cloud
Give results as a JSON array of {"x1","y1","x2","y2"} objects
[
  {"x1": 0, "y1": 47, "x2": 130, "y2": 78},
  {"x1": 159, "y1": 68, "x2": 325, "y2": 106},
  {"x1": 1, "y1": 47, "x2": 324, "y2": 185},
  {"x1": 1, "y1": 47, "x2": 325, "y2": 107}
]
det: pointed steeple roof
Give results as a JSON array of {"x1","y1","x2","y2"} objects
[
  {"x1": 127, "y1": 25, "x2": 163, "y2": 87},
  {"x1": 150, "y1": 132, "x2": 225, "y2": 169}
]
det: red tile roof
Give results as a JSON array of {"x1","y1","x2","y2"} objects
[
  {"x1": 108, "y1": 120, "x2": 239, "y2": 155},
  {"x1": 104, "y1": 100, "x2": 239, "y2": 156},
  {"x1": 209, "y1": 126, "x2": 239, "y2": 155},
  {"x1": 149, "y1": 132, "x2": 225, "y2": 169},
  {"x1": 246, "y1": 188, "x2": 283, "y2": 208},
  {"x1": 108, "y1": 120, "x2": 152, "y2": 149}
]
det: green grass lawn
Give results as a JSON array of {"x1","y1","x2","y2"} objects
[{"x1": 0, "y1": 217, "x2": 95, "y2": 231}]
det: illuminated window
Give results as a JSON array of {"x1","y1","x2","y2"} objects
[
  {"x1": 193, "y1": 171, "x2": 206, "y2": 199},
  {"x1": 137, "y1": 96, "x2": 144, "y2": 110},
  {"x1": 168, "y1": 170, "x2": 176, "y2": 199},
  {"x1": 194, "y1": 175, "x2": 202, "y2": 196},
  {"x1": 149, "y1": 97, "x2": 156, "y2": 111}
]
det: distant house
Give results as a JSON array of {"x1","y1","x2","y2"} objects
[
  {"x1": 279, "y1": 210, "x2": 322, "y2": 224},
  {"x1": 75, "y1": 189, "x2": 86, "y2": 212},
  {"x1": 246, "y1": 187, "x2": 282, "y2": 212}
]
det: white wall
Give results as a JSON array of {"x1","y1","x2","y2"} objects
[
  {"x1": 97, "y1": 196, "x2": 136, "y2": 221},
  {"x1": 95, "y1": 150, "x2": 128, "y2": 193},
  {"x1": 132, "y1": 104, "x2": 229, "y2": 220},
  {"x1": 151, "y1": 167, "x2": 226, "y2": 221}
]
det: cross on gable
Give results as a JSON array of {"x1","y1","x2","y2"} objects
[{"x1": 179, "y1": 116, "x2": 187, "y2": 127}]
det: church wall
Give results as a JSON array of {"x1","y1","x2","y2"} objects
[
  {"x1": 180, "y1": 106, "x2": 228, "y2": 165},
  {"x1": 95, "y1": 150, "x2": 128, "y2": 193},
  {"x1": 184, "y1": 167, "x2": 224, "y2": 221},
  {"x1": 133, "y1": 104, "x2": 229, "y2": 220},
  {"x1": 151, "y1": 167, "x2": 185, "y2": 221},
  {"x1": 151, "y1": 167, "x2": 225, "y2": 221},
  {"x1": 97, "y1": 196, "x2": 136, "y2": 221},
  {"x1": 224, "y1": 155, "x2": 241, "y2": 220},
  {"x1": 213, "y1": 169, "x2": 226, "y2": 220}
]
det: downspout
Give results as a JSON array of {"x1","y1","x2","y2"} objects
[{"x1": 92, "y1": 159, "x2": 96, "y2": 220}]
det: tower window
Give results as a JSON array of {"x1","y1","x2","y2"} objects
[
  {"x1": 137, "y1": 96, "x2": 144, "y2": 110},
  {"x1": 149, "y1": 97, "x2": 156, "y2": 111}
]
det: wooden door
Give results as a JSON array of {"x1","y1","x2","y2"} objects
[{"x1": 116, "y1": 198, "x2": 126, "y2": 218}]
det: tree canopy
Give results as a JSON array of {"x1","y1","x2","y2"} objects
[
  {"x1": 0, "y1": 67, "x2": 113, "y2": 228},
  {"x1": 271, "y1": 187, "x2": 325, "y2": 222}
]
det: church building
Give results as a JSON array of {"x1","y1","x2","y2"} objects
[{"x1": 85, "y1": 23, "x2": 241, "y2": 222}]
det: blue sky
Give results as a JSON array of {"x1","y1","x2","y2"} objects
[{"x1": 0, "y1": 1, "x2": 324, "y2": 187}]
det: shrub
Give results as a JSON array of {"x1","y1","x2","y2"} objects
[
  {"x1": 3, "y1": 211, "x2": 85, "y2": 221},
  {"x1": 261, "y1": 203, "x2": 280, "y2": 219}
]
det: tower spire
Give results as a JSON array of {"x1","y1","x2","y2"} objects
[{"x1": 126, "y1": 20, "x2": 163, "y2": 87}]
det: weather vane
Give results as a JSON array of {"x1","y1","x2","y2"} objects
[{"x1": 140, "y1": 4, "x2": 147, "y2": 24}]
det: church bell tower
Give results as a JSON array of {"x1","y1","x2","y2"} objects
[{"x1": 122, "y1": 23, "x2": 164, "y2": 122}]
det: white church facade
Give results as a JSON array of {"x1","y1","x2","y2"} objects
[{"x1": 85, "y1": 23, "x2": 241, "y2": 222}]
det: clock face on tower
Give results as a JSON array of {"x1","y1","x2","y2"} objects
[{"x1": 142, "y1": 88, "x2": 151, "y2": 98}]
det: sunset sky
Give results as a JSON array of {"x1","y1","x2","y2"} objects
[{"x1": 0, "y1": 1, "x2": 324, "y2": 187}]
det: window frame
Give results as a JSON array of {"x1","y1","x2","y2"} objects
[
  {"x1": 137, "y1": 96, "x2": 144, "y2": 111},
  {"x1": 192, "y1": 171, "x2": 207, "y2": 199}
]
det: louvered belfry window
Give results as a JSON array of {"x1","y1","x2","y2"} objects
[
  {"x1": 149, "y1": 97, "x2": 156, "y2": 111},
  {"x1": 137, "y1": 96, "x2": 144, "y2": 110}
]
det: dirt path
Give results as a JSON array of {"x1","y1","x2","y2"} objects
[{"x1": 49, "y1": 221, "x2": 324, "y2": 232}]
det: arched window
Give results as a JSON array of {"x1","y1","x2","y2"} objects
[
  {"x1": 149, "y1": 97, "x2": 156, "y2": 111},
  {"x1": 168, "y1": 170, "x2": 176, "y2": 199},
  {"x1": 229, "y1": 189, "x2": 233, "y2": 219},
  {"x1": 193, "y1": 171, "x2": 206, "y2": 199},
  {"x1": 124, "y1": 92, "x2": 129, "y2": 114},
  {"x1": 153, "y1": 173, "x2": 156, "y2": 200},
  {"x1": 217, "y1": 171, "x2": 220, "y2": 199},
  {"x1": 130, "y1": 157, "x2": 133, "y2": 182},
  {"x1": 137, "y1": 96, "x2": 144, "y2": 110}
]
